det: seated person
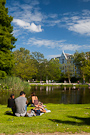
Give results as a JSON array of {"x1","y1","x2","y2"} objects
[
  {"x1": 15, "y1": 91, "x2": 28, "y2": 117},
  {"x1": 27, "y1": 92, "x2": 38, "y2": 107},
  {"x1": 27, "y1": 92, "x2": 46, "y2": 108},
  {"x1": 7, "y1": 94, "x2": 15, "y2": 113},
  {"x1": 32, "y1": 92, "x2": 38, "y2": 105}
]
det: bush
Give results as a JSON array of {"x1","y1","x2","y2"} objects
[
  {"x1": 0, "y1": 76, "x2": 30, "y2": 91},
  {"x1": 0, "y1": 70, "x2": 7, "y2": 79}
]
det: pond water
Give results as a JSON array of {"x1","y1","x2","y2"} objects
[{"x1": 0, "y1": 86, "x2": 90, "y2": 105}]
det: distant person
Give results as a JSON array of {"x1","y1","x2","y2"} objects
[
  {"x1": 77, "y1": 80, "x2": 80, "y2": 84},
  {"x1": 7, "y1": 94, "x2": 15, "y2": 113},
  {"x1": 15, "y1": 91, "x2": 28, "y2": 117}
]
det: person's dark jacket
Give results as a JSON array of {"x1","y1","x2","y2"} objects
[{"x1": 8, "y1": 98, "x2": 15, "y2": 108}]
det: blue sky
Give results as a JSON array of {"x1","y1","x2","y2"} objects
[{"x1": 6, "y1": 0, "x2": 90, "y2": 59}]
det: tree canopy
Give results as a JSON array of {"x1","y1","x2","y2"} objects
[
  {"x1": 0, "y1": 0, "x2": 17, "y2": 78},
  {"x1": 13, "y1": 48, "x2": 37, "y2": 80},
  {"x1": 47, "y1": 59, "x2": 61, "y2": 81},
  {"x1": 12, "y1": 48, "x2": 62, "y2": 82},
  {"x1": 63, "y1": 58, "x2": 75, "y2": 83},
  {"x1": 73, "y1": 51, "x2": 90, "y2": 82}
]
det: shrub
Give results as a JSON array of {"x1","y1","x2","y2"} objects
[{"x1": 0, "y1": 76, "x2": 30, "y2": 91}]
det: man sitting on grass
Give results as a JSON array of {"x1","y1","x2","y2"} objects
[{"x1": 15, "y1": 91, "x2": 28, "y2": 117}]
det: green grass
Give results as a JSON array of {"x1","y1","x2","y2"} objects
[{"x1": 0, "y1": 104, "x2": 90, "y2": 134}]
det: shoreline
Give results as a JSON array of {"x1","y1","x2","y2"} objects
[{"x1": 29, "y1": 82, "x2": 89, "y2": 86}]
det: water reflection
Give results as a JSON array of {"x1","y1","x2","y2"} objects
[
  {"x1": 0, "y1": 86, "x2": 90, "y2": 105},
  {"x1": 61, "y1": 88, "x2": 81, "y2": 104},
  {"x1": 30, "y1": 86, "x2": 90, "y2": 104}
]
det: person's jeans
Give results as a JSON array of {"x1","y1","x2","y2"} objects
[{"x1": 25, "y1": 104, "x2": 27, "y2": 111}]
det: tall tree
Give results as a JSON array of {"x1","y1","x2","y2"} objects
[
  {"x1": 31, "y1": 52, "x2": 45, "y2": 81},
  {"x1": 73, "y1": 51, "x2": 86, "y2": 82},
  {"x1": 81, "y1": 52, "x2": 90, "y2": 82},
  {"x1": 13, "y1": 48, "x2": 37, "y2": 80},
  {"x1": 0, "y1": 0, "x2": 17, "y2": 78},
  {"x1": 31, "y1": 52, "x2": 44, "y2": 63},
  {"x1": 63, "y1": 59, "x2": 75, "y2": 83},
  {"x1": 47, "y1": 59, "x2": 61, "y2": 81}
]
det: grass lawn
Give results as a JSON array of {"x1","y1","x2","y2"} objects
[{"x1": 0, "y1": 104, "x2": 90, "y2": 134}]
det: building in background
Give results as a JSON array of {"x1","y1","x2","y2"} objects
[{"x1": 53, "y1": 51, "x2": 77, "y2": 77}]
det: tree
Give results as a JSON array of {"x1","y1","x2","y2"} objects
[
  {"x1": 81, "y1": 52, "x2": 90, "y2": 82},
  {"x1": 13, "y1": 48, "x2": 37, "y2": 80},
  {"x1": 31, "y1": 52, "x2": 62, "y2": 82},
  {"x1": 0, "y1": 0, "x2": 17, "y2": 78},
  {"x1": 31, "y1": 51, "x2": 44, "y2": 63},
  {"x1": 63, "y1": 59, "x2": 75, "y2": 83},
  {"x1": 73, "y1": 51, "x2": 86, "y2": 70},
  {"x1": 73, "y1": 51, "x2": 86, "y2": 82},
  {"x1": 31, "y1": 52, "x2": 45, "y2": 81},
  {"x1": 37, "y1": 59, "x2": 48, "y2": 81},
  {"x1": 47, "y1": 59, "x2": 61, "y2": 81}
]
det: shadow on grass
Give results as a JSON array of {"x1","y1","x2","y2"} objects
[
  {"x1": 49, "y1": 116, "x2": 90, "y2": 126},
  {"x1": 5, "y1": 111, "x2": 14, "y2": 116},
  {"x1": 68, "y1": 116, "x2": 90, "y2": 125}
]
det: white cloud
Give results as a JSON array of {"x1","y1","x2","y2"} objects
[
  {"x1": 13, "y1": 19, "x2": 43, "y2": 32},
  {"x1": 82, "y1": 10, "x2": 90, "y2": 16},
  {"x1": 47, "y1": 20, "x2": 61, "y2": 26},
  {"x1": 48, "y1": 14, "x2": 58, "y2": 19},
  {"x1": 68, "y1": 19, "x2": 90, "y2": 35},
  {"x1": 7, "y1": 1, "x2": 44, "y2": 23},
  {"x1": 27, "y1": 37, "x2": 66, "y2": 48},
  {"x1": 60, "y1": 44, "x2": 81, "y2": 51},
  {"x1": 27, "y1": 37, "x2": 84, "y2": 51},
  {"x1": 27, "y1": 37, "x2": 90, "y2": 53},
  {"x1": 60, "y1": 10, "x2": 90, "y2": 36},
  {"x1": 12, "y1": 29, "x2": 20, "y2": 37},
  {"x1": 7, "y1": 0, "x2": 90, "y2": 37}
]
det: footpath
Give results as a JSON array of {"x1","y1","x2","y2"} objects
[
  {"x1": 29, "y1": 82, "x2": 78, "y2": 85},
  {"x1": 3, "y1": 132, "x2": 90, "y2": 135}
]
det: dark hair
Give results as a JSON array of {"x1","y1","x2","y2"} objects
[
  {"x1": 31, "y1": 92, "x2": 35, "y2": 96},
  {"x1": 20, "y1": 91, "x2": 26, "y2": 96},
  {"x1": 10, "y1": 94, "x2": 14, "y2": 98}
]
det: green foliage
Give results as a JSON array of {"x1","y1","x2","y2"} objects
[
  {"x1": 13, "y1": 49, "x2": 62, "y2": 82},
  {"x1": 81, "y1": 60, "x2": 90, "y2": 79},
  {"x1": 0, "y1": 70, "x2": 7, "y2": 78},
  {"x1": 47, "y1": 59, "x2": 61, "y2": 81},
  {"x1": 0, "y1": 76, "x2": 30, "y2": 91},
  {"x1": 73, "y1": 51, "x2": 86, "y2": 76},
  {"x1": 31, "y1": 56, "x2": 62, "y2": 81},
  {"x1": 13, "y1": 48, "x2": 37, "y2": 80},
  {"x1": 31, "y1": 51, "x2": 44, "y2": 63},
  {"x1": 63, "y1": 59, "x2": 75, "y2": 83},
  {"x1": 31, "y1": 51, "x2": 46, "y2": 81},
  {"x1": 0, "y1": 104, "x2": 90, "y2": 134},
  {"x1": 35, "y1": 59, "x2": 48, "y2": 81},
  {"x1": 0, "y1": 0, "x2": 17, "y2": 78},
  {"x1": 74, "y1": 51, "x2": 90, "y2": 82}
]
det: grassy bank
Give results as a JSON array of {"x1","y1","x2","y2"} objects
[
  {"x1": 0, "y1": 76, "x2": 30, "y2": 91},
  {"x1": 0, "y1": 104, "x2": 90, "y2": 134}
]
